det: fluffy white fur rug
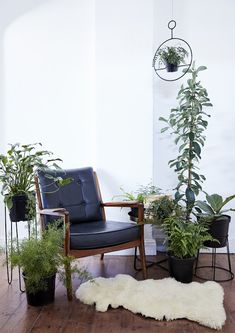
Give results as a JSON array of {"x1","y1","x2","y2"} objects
[{"x1": 76, "y1": 274, "x2": 226, "y2": 330}]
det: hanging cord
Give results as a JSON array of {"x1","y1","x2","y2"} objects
[{"x1": 171, "y1": 0, "x2": 174, "y2": 20}]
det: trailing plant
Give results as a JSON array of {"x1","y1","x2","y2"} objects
[
  {"x1": 160, "y1": 63, "x2": 212, "y2": 220},
  {"x1": 163, "y1": 213, "x2": 213, "y2": 259},
  {"x1": 158, "y1": 46, "x2": 188, "y2": 66},
  {"x1": 144, "y1": 195, "x2": 175, "y2": 225},
  {"x1": 0, "y1": 143, "x2": 68, "y2": 219},
  {"x1": 195, "y1": 193, "x2": 235, "y2": 217}
]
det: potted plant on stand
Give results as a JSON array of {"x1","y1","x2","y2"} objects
[
  {"x1": 195, "y1": 193, "x2": 235, "y2": 248},
  {"x1": 0, "y1": 143, "x2": 63, "y2": 223},
  {"x1": 158, "y1": 46, "x2": 188, "y2": 72}
]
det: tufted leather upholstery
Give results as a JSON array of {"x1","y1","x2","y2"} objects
[{"x1": 37, "y1": 167, "x2": 103, "y2": 224}]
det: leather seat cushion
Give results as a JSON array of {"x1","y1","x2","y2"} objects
[{"x1": 70, "y1": 220, "x2": 140, "y2": 249}]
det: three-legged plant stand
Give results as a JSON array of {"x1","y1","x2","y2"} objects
[
  {"x1": 4, "y1": 205, "x2": 37, "y2": 292},
  {"x1": 194, "y1": 238, "x2": 234, "y2": 282}
]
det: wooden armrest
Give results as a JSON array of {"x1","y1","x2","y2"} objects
[
  {"x1": 39, "y1": 208, "x2": 69, "y2": 217},
  {"x1": 102, "y1": 201, "x2": 143, "y2": 208}
]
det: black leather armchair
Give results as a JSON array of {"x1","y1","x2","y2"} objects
[{"x1": 35, "y1": 167, "x2": 147, "y2": 299}]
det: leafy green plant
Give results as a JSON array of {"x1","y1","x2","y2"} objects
[
  {"x1": 144, "y1": 195, "x2": 175, "y2": 225},
  {"x1": 160, "y1": 64, "x2": 212, "y2": 219},
  {"x1": 158, "y1": 46, "x2": 188, "y2": 66},
  {"x1": 115, "y1": 184, "x2": 161, "y2": 204},
  {"x1": 0, "y1": 143, "x2": 65, "y2": 219},
  {"x1": 195, "y1": 193, "x2": 235, "y2": 217},
  {"x1": 9, "y1": 223, "x2": 91, "y2": 297},
  {"x1": 163, "y1": 214, "x2": 213, "y2": 259}
]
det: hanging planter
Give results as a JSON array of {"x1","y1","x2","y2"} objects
[{"x1": 152, "y1": 20, "x2": 193, "y2": 81}]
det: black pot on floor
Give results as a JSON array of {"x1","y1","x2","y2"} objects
[
  {"x1": 204, "y1": 215, "x2": 230, "y2": 248},
  {"x1": 9, "y1": 194, "x2": 29, "y2": 222},
  {"x1": 169, "y1": 255, "x2": 195, "y2": 283},
  {"x1": 23, "y1": 273, "x2": 56, "y2": 307}
]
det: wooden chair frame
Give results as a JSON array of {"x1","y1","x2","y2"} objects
[{"x1": 35, "y1": 172, "x2": 147, "y2": 299}]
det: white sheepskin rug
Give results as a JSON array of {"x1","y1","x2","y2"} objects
[{"x1": 76, "y1": 274, "x2": 226, "y2": 330}]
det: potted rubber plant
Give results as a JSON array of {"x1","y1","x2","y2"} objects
[
  {"x1": 163, "y1": 210, "x2": 213, "y2": 283},
  {"x1": 159, "y1": 63, "x2": 213, "y2": 281},
  {"x1": 158, "y1": 46, "x2": 188, "y2": 72},
  {"x1": 195, "y1": 193, "x2": 235, "y2": 248},
  {"x1": 0, "y1": 143, "x2": 63, "y2": 222}
]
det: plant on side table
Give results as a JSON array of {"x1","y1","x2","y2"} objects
[{"x1": 195, "y1": 193, "x2": 235, "y2": 248}]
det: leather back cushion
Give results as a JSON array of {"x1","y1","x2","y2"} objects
[{"x1": 37, "y1": 167, "x2": 103, "y2": 223}]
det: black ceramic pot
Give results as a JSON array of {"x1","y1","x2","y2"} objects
[
  {"x1": 166, "y1": 63, "x2": 178, "y2": 72},
  {"x1": 23, "y1": 273, "x2": 56, "y2": 307},
  {"x1": 169, "y1": 255, "x2": 195, "y2": 283},
  {"x1": 204, "y1": 215, "x2": 230, "y2": 248},
  {"x1": 9, "y1": 194, "x2": 29, "y2": 222}
]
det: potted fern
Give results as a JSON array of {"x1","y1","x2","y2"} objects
[
  {"x1": 9, "y1": 224, "x2": 91, "y2": 306},
  {"x1": 158, "y1": 46, "x2": 188, "y2": 72}
]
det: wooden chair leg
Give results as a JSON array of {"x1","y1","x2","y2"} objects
[
  {"x1": 100, "y1": 253, "x2": 104, "y2": 260},
  {"x1": 64, "y1": 258, "x2": 73, "y2": 301},
  {"x1": 139, "y1": 241, "x2": 147, "y2": 279}
]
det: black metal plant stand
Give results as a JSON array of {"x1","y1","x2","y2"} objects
[
  {"x1": 4, "y1": 205, "x2": 36, "y2": 292},
  {"x1": 194, "y1": 239, "x2": 234, "y2": 282}
]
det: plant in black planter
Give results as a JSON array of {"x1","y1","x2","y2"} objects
[
  {"x1": 195, "y1": 193, "x2": 235, "y2": 248},
  {"x1": 158, "y1": 46, "x2": 188, "y2": 72},
  {"x1": 163, "y1": 210, "x2": 213, "y2": 283},
  {"x1": 159, "y1": 64, "x2": 213, "y2": 282},
  {"x1": 9, "y1": 224, "x2": 91, "y2": 306},
  {"x1": 0, "y1": 143, "x2": 63, "y2": 222}
]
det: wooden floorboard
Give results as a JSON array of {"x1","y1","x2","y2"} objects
[{"x1": 0, "y1": 254, "x2": 234, "y2": 333}]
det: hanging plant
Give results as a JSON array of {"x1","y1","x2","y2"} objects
[
  {"x1": 158, "y1": 46, "x2": 188, "y2": 72},
  {"x1": 160, "y1": 63, "x2": 212, "y2": 220}
]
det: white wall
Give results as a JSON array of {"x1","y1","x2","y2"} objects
[
  {"x1": 1, "y1": 0, "x2": 154, "y2": 252},
  {"x1": 153, "y1": 0, "x2": 235, "y2": 251}
]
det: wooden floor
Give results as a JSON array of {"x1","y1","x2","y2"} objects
[{"x1": 0, "y1": 254, "x2": 235, "y2": 333}]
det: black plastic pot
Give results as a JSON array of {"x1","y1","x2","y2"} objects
[
  {"x1": 204, "y1": 215, "x2": 230, "y2": 248},
  {"x1": 128, "y1": 207, "x2": 145, "y2": 222},
  {"x1": 23, "y1": 273, "x2": 56, "y2": 306},
  {"x1": 169, "y1": 255, "x2": 195, "y2": 283},
  {"x1": 9, "y1": 194, "x2": 29, "y2": 222},
  {"x1": 166, "y1": 63, "x2": 178, "y2": 72}
]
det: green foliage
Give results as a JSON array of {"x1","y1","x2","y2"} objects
[
  {"x1": 158, "y1": 46, "x2": 188, "y2": 66},
  {"x1": 159, "y1": 63, "x2": 212, "y2": 219},
  {"x1": 9, "y1": 225, "x2": 63, "y2": 294},
  {"x1": 163, "y1": 214, "x2": 213, "y2": 259},
  {"x1": 8, "y1": 223, "x2": 91, "y2": 296},
  {"x1": 0, "y1": 143, "x2": 62, "y2": 218},
  {"x1": 196, "y1": 193, "x2": 235, "y2": 216},
  {"x1": 114, "y1": 184, "x2": 161, "y2": 204},
  {"x1": 144, "y1": 195, "x2": 175, "y2": 225}
]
